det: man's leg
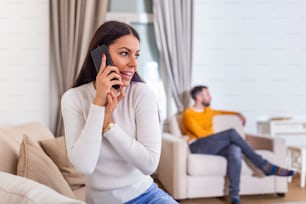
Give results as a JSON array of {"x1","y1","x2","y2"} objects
[
  {"x1": 190, "y1": 129, "x2": 294, "y2": 176},
  {"x1": 218, "y1": 144, "x2": 242, "y2": 204},
  {"x1": 189, "y1": 130, "x2": 233, "y2": 155},
  {"x1": 220, "y1": 129, "x2": 267, "y2": 169},
  {"x1": 189, "y1": 131, "x2": 243, "y2": 204},
  {"x1": 218, "y1": 128, "x2": 294, "y2": 176},
  {"x1": 189, "y1": 128, "x2": 259, "y2": 160}
]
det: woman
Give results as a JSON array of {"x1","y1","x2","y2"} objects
[{"x1": 61, "y1": 21, "x2": 178, "y2": 204}]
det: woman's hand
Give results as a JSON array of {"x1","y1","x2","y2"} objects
[
  {"x1": 93, "y1": 54, "x2": 123, "y2": 106},
  {"x1": 103, "y1": 86, "x2": 125, "y2": 129}
]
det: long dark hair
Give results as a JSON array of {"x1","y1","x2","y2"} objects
[{"x1": 73, "y1": 21, "x2": 144, "y2": 88}]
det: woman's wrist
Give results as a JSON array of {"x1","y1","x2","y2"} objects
[
  {"x1": 93, "y1": 97, "x2": 106, "y2": 106},
  {"x1": 103, "y1": 121, "x2": 115, "y2": 133}
]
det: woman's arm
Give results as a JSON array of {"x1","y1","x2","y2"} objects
[
  {"x1": 103, "y1": 86, "x2": 161, "y2": 175},
  {"x1": 61, "y1": 90, "x2": 105, "y2": 174},
  {"x1": 62, "y1": 55, "x2": 123, "y2": 174}
]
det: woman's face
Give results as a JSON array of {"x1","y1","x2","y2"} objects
[{"x1": 108, "y1": 34, "x2": 140, "y2": 87}]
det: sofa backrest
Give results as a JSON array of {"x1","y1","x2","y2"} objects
[{"x1": 0, "y1": 122, "x2": 55, "y2": 174}]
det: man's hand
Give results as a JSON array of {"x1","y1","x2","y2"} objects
[{"x1": 238, "y1": 113, "x2": 246, "y2": 126}]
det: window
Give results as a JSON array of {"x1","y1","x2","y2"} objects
[{"x1": 106, "y1": 1, "x2": 167, "y2": 120}]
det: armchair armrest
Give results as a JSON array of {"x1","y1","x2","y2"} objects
[
  {"x1": 245, "y1": 133, "x2": 287, "y2": 166},
  {"x1": 245, "y1": 133, "x2": 274, "y2": 151},
  {"x1": 157, "y1": 133, "x2": 189, "y2": 199}
]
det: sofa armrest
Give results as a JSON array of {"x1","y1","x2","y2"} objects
[
  {"x1": 245, "y1": 133, "x2": 287, "y2": 165},
  {"x1": 157, "y1": 133, "x2": 189, "y2": 199}
]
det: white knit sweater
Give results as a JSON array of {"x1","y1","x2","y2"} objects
[{"x1": 61, "y1": 81, "x2": 161, "y2": 204}]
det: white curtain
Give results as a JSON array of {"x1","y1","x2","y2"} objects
[
  {"x1": 50, "y1": 0, "x2": 108, "y2": 136},
  {"x1": 153, "y1": 0, "x2": 194, "y2": 114}
]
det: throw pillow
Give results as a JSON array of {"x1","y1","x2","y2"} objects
[
  {"x1": 17, "y1": 135, "x2": 75, "y2": 198},
  {"x1": 40, "y1": 136, "x2": 86, "y2": 190},
  {"x1": 0, "y1": 171, "x2": 85, "y2": 204}
]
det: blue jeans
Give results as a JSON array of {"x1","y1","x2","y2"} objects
[
  {"x1": 189, "y1": 128, "x2": 268, "y2": 199},
  {"x1": 124, "y1": 183, "x2": 179, "y2": 204}
]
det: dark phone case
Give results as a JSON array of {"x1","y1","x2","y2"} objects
[{"x1": 90, "y1": 45, "x2": 120, "y2": 89}]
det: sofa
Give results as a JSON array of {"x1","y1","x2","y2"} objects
[
  {"x1": 157, "y1": 114, "x2": 288, "y2": 200},
  {"x1": 0, "y1": 121, "x2": 86, "y2": 204}
]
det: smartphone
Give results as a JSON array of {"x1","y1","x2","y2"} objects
[{"x1": 90, "y1": 44, "x2": 120, "y2": 89}]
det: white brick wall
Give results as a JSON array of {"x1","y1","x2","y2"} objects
[
  {"x1": 0, "y1": 0, "x2": 50, "y2": 127},
  {"x1": 193, "y1": 0, "x2": 306, "y2": 133}
]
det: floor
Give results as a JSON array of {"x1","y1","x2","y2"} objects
[{"x1": 171, "y1": 174, "x2": 306, "y2": 204}]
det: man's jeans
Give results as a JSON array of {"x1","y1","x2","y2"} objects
[
  {"x1": 124, "y1": 183, "x2": 179, "y2": 204},
  {"x1": 189, "y1": 128, "x2": 268, "y2": 199}
]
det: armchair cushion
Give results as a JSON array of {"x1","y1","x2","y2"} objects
[
  {"x1": 187, "y1": 154, "x2": 257, "y2": 177},
  {"x1": 188, "y1": 154, "x2": 227, "y2": 176}
]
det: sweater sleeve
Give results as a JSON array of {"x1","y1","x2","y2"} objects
[
  {"x1": 61, "y1": 89, "x2": 105, "y2": 174},
  {"x1": 212, "y1": 109, "x2": 239, "y2": 115},
  {"x1": 103, "y1": 86, "x2": 161, "y2": 175}
]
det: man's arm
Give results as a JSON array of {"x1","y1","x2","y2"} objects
[{"x1": 213, "y1": 109, "x2": 246, "y2": 126}]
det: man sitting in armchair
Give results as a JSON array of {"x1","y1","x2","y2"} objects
[{"x1": 181, "y1": 85, "x2": 295, "y2": 204}]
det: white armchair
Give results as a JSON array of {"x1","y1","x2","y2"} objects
[{"x1": 157, "y1": 114, "x2": 288, "y2": 200}]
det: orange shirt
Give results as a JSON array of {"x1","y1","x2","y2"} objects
[{"x1": 181, "y1": 107, "x2": 238, "y2": 142}]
